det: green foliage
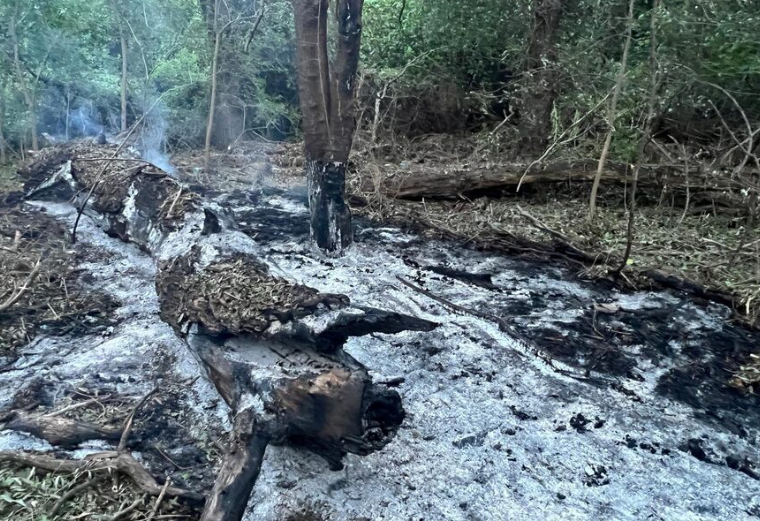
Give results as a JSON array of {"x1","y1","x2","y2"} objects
[
  {"x1": 0, "y1": 0, "x2": 758, "y2": 158},
  {"x1": 363, "y1": 0, "x2": 529, "y2": 86}
]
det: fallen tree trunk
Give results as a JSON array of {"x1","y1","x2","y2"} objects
[
  {"x1": 16, "y1": 142, "x2": 437, "y2": 521},
  {"x1": 377, "y1": 159, "x2": 758, "y2": 212},
  {"x1": 2, "y1": 410, "x2": 123, "y2": 448}
]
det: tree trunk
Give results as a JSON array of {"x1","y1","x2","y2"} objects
[
  {"x1": 616, "y1": 0, "x2": 661, "y2": 274},
  {"x1": 588, "y1": 0, "x2": 635, "y2": 221},
  {"x1": 10, "y1": 1, "x2": 39, "y2": 152},
  {"x1": 0, "y1": 75, "x2": 6, "y2": 164},
  {"x1": 307, "y1": 159, "x2": 352, "y2": 251},
  {"x1": 517, "y1": 0, "x2": 565, "y2": 157},
  {"x1": 109, "y1": 0, "x2": 129, "y2": 132},
  {"x1": 120, "y1": 32, "x2": 128, "y2": 132},
  {"x1": 205, "y1": 28, "x2": 221, "y2": 171},
  {"x1": 65, "y1": 86, "x2": 71, "y2": 141},
  {"x1": 292, "y1": 0, "x2": 364, "y2": 254}
]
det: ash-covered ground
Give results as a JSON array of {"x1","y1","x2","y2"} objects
[{"x1": 1, "y1": 182, "x2": 759, "y2": 521}]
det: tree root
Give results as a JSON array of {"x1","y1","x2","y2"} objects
[
  {"x1": 2, "y1": 410, "x2": 123, "y2": 448},
  {"x1": 0, "y1": 451, "x2": 203, "y2": 502}
]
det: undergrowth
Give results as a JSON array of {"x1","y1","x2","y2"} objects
[{"x1": 0, "y1": 164, "x2": 21, "y2": 194}]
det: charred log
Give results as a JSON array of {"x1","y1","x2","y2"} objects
[
  {"x1": 20, "y1": 142, "x2": 435, "y2": 521},
  {"x1": 17, "y1": 143, "x2": 200, "y2": 249},
  {"x1": 200, "y1": 410, "x2": 270, "y2": 521}
]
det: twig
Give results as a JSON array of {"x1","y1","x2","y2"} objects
[
  {"x1": 515, "y1": 206, "x2": 597, "y2": 263},
  {"x1": 517, "y1": 90, "x2": 612, "y2": 192},
  {"x1": 396, "y1": 275, "x2": 513, "y2": 334},
  {"x1": 119, "y1": 389, "x2": 157, "y2": 451},
  {"x1": 165, "y1": 188, "x2": 183, "y2": 219},
  {"x1": 154, "y1": 446, "x2": 191, "y2": 471},
  {"x1": 0, "y1": 451, "x2": 202, "y2": 501},
  {"x1": 243, "y1": 1, "x2": 266, "y2": 53},
  {"x1": 0, "y1": 258, "x2": 42, "y2": 313},
  {"x1": 49, "y1": 474, "x2": 103, "y2": 517},
  {"x1": 44, "y1": 397, "x2": 108, "y2": 418},
  {"x1": 147, "y1": 479, "x2": 171, "y2": 521},
  {"x1": 75, "y1": 158, "x2": 150, "y2": 163},
  {"x1": 110, "y1": 495, "x2": 146, "y2": 521}
]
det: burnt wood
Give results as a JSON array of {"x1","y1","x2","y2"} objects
[{"x1": 19, "y1": 143, "x2": 435, "y2": 521}]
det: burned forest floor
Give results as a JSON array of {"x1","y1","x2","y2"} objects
[{"x1": 0, "y1": 137, "x2": 760, "y2": 520}]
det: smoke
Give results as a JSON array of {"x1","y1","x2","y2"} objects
[
  {"x1": 139, "y1": 98, "x2": 176, "y2": 175},
  {"x1": 69, "y1": 104, "x2": 104, "y2": 137}
]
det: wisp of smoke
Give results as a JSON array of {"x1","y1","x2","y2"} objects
[
  {"x1": 140, "y1": 98, "x2": 176, "y2": 175},
  {"x1": 69, "y1": 104, "x2": 104, "y2": 137}
]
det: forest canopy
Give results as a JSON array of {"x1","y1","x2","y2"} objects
[{"x1": 0, "y1": 0, "x2": 758, "y2": 158}]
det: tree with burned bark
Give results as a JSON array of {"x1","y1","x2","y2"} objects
[
  {"x1": 516, "y1": 0, "x2": 566, "y2": 157},
  {"x1": 292, "y1": 0, "x2": 365, "y2": 253}
]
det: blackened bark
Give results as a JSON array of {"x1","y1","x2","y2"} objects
[
  {"x1": 292, "y1": 0, "x2": 364, "y2": 254},
  {"x1": 21, "y1": 143, "x2": 430, "y2": 521},
  {"x1": 199, "y1": 410, "x2": 270, "y2": 521},
  {"x1": 517, "y1": 0, "x2": 565, "y2": 157},
  {"x1": 307, "y1": 159, "x2": 352, "y2": 251}
]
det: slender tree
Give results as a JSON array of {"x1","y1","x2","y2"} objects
[
  {"x1": 109, "y1": 0, "x2": 129, "y2": 132},
  {"x1": 292, "y1": 0, "x2": 364, "y2": 254},
  {"x1": 202, "y1": 0, "x2": 263, "y2": 171},
  {"x1": 204, "y1": 0, "x2": 222, "y2": 171},
  {"x1": 617, "y1": 0, "x2": 661, "y2": 274},
  {"x1": 0, "y1": 73, "x2": 6, "y2": 164},
  {"x1": 517, "y1": 0, "x2": 566, "y2": 157},
  {"x1": 9, "y1": 1, "x2": 39, "y2": 151},
  {"x1": 588, "y1": 0, "x2": 635, "y2": 221}
]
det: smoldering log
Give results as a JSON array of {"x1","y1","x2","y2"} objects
[
  {"x1": 377, "y1": 159, "x2": 758, "y2": 212},
  {"x1": 155, "y1": 244, "x2": 433, "y2": 521},
  {"x1": 18, "y1": 143, "x2": 438, "y2": 521}
]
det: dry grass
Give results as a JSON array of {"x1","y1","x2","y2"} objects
[
  {"x1": 0, "y1": 164, "x2": 21, "y2": 193},
  {"x1": 0, "y1": 464, "x2": 197, "y2": 521},
  {"x1": 340, "y1": 132, "x2": 760, "y2": 326},
  {"x1": 350, "y1": 187, "x2": 759, "y2": 323},
  {"x1": 0, "y1": 205, "x2": 118, "y2": 356}
]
